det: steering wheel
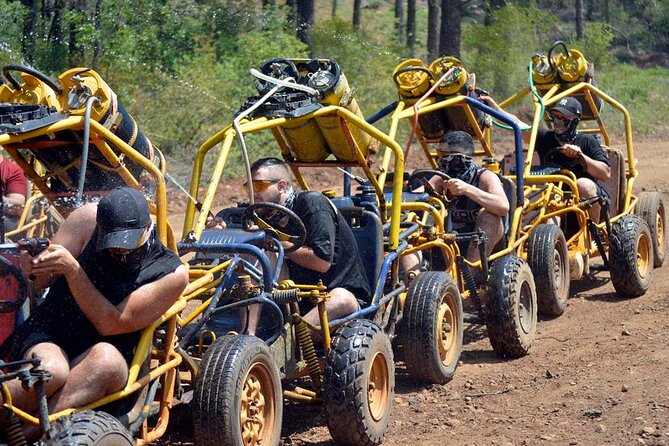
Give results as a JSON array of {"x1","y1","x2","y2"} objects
[
  {"x1": 0, "y1": 254, "x2": 29, "y2": 314},
  {"x1": 408, "y1": 169, "x2": 455, "y2": 207},
  {"x1": 543, "y1": 147, "x2": 587, "y2": 173},
  {"x1": 2, "y1": 65, "x2": 63, "y2": 95},
  {"x1": 241, "y1": 203, "x2": 307, "y2": 253}
]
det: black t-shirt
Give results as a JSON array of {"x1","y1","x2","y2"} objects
[
  {"x1": 535, "y1": 129, "x2": 610, "y2": 181},
  {"x1": 286, "y1": 191, "x2": 372, "y2": 306}
]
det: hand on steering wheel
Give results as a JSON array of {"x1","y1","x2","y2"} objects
[
  {"x1": 408, "y1": 169, "x2": 455, "y2": 207},
  {"x1": 241, "y1": 202, "x2": 307, "y2": 253},
  {"x1": 543, "y1": 147, "x2": 586, "y2": 172}
]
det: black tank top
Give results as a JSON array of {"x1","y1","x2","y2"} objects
[
  {"x1": 23, "y1": 226, "x2": 183, "y2": 361},
  {"x1": 449, "y1": 167, "x2": 487, "y2": 224}
]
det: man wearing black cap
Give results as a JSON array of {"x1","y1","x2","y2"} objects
[
  {"x1": 480, "y1": 95, "x2": 611, "y2": 222},
  {"x1": 0, "y1": 187, "x2": 188, "y2": 416}
]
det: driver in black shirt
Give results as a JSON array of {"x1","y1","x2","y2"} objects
[
  {"x1": 209, "y1": 157, "x2": 371, "y2": 334},
  {"x1": 480, "y1": 95, "x2": 611, "y2": 222}
]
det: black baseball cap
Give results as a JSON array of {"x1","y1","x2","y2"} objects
[
  {"x1": 551, "y1": 96, "x2": 582, "y2": 119},
  {"x1": 96, "y1": 187, "x2": 151, "y2": 251}
]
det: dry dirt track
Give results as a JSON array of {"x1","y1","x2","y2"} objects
[{"x1": 158, "y1": 138, "x2": 669, "y2": 446}]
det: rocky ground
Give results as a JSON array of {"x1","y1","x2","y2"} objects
[{"x1": 157, "y1": 138, "x2": 669, "y2": 446}]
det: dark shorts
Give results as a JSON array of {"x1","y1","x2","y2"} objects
[{"x1": 7, "y1": 315, "x2": 136, "y2": 364}]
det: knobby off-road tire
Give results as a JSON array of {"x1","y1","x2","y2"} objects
[
  {"x1": 635, "y1": 191, "x2": 666, "y2": 267},
  {"x1": 192, "y1": 335, "x2": 282, "y2": 446},
  {"x1": 527, "y1": 224, "x2": 570, "y2": 316},
  {"x1": 41, "y1": 410, "x2": 133, "y2": 445},
  {"x1": 398, "y1": 271, "x2": 463, "y2": 384},
  {"x1": 485, "y1": 256, "x2": 537, "y2": 358},
  {"x1": 609, "y1": 215, "x2": 653, "y2": 298},
  {"x1": 323, "y1": 319, "x2": 394, "y2": 446}
]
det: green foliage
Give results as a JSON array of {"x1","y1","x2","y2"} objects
[
  {"x1": 598, "y1": 64, "x2": 669, "y2": 136},
  {"x1": 0, "y1": 1, "x2": 26, "y2": 67},
  {"x1": 463, "y1": 5, "x2": 559, "y2": 99},
  {"x1": 572, "y1": 22, "x2": 615, "y2": 68}
]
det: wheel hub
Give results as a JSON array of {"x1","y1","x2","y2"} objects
[{"x1": 368, "y1": 352, "x2": 389, "y2": 422}]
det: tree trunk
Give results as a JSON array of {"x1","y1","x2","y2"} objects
[
  {"x1": 396, "y1": 0, "x2": 405, "y2": 45},
  {"x1": 48, "y1": 0, "x2": 64, "y2": 45},
  {"x1": 603, "y1": 0, "x2": 609, "y2": 23},
  {"x1": 93, "y1": 0, "x2": 103, "y2": 66},
  {"x1": 353, "y1": 0, "x2": 362, "y2": 30},
  {"x1": 484, "y1": 0, "x2": 506, "y2": 26},
  {"x1": 427, "y1": 0, "x2": 440, "y2": 60},
  {"x1": 575, "y1": 0, "x2": 583, "y2": 39},
  {"x1": 21, "y1": 0, "x2": 38, "y2": 63},
  {"x1": 68, "y1": 0, "x2": 86, "y2": 66},
  {"x1": 439, "y1": 0, "x2": 461, "y2": 58},
  {"x1": 296, "y1": 0, "x2": 314, "y2": 44},
  {"x1": 586, "y1": 0, "x2": 594, "y2": 20},
  {"x1": 332, "y1": 0, "x2": 337, "y2": 18},
  {"x1": 407, "y1": 0, "x2": 416, "y2": 56},
  {"x1": 286, "y1": 0, "x2": 298, "y2": 27}
]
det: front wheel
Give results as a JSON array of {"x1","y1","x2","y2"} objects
[
  {"x1": 398, "y1": 271, "x2": 463, "y2": 384},
  {"x1": 323, "y1": 319, "x2": 394, "y2": 446},
  {"x1": 527, "y1": 224, "x2": 570, "y2": 316},
  {"x1": 192, "y1": 335, "x2": 283, "y2": 446},
  {"x1": 41, "y1": 410, "x2": 133, "y2": 445},
  {"x1": 485, "y1": 256, "x2": 537, "y2": 358},
  {"x1": 609, "y1": 215, "x2": 653, "y2": 298}
]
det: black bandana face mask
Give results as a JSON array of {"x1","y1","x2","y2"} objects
[
  {"x1": 107, "y1": 228, "x2": 154, "y2": 272},
  {"x1": 552, "y1": 115, "x2": 579, "y2": 144},
  {"x1": 438, "y1": 154, "x2": 478, "y2": 184}
]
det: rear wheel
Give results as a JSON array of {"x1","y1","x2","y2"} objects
[
  {"x1": 485, "y1": 256, "x2": 537, "y2": 358},
  {"x1": 609, "y1": 215, "x2": 653, "y2": 298},
  {"x1": 42, "y1": 410, "x2": 133, "y2": 445},
  {"x1": 192, "y1": 335, "x2": 282, "y2": 446},
  {"x1": 398, "y1": 271, "x2": 463, "y2": 384},
  {"x1": 635, "y1": 191, "x2": 665, "y2": 267},
  {"x1": 527, "y1": 224, "x2": 570, "y2": 316},
  {"x1": 324, "y1": 319, "x2": 394, "y2": 446}
]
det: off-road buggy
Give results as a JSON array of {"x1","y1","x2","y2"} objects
[
  {"x1": 0, "y1": 65, "x2": 192, "y2": 445},
  {"x1": 177, "y1": 57, "x2": 466, "y2": 445},
  {"x1": 496, "y1": 42, "x2": 663, "y2": 312},
  {"x1": 379, "y1": 55, "x2": 538, "y2": 357}
]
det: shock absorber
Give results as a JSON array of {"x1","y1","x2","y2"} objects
[
  {"x1": 0, "y1": 406, "x2": 27, "y2": 446},
  {"x1": 458, "y1": 255, "x2": 483, "y2": 318},
  {"x1": 270, "y1": 289, "x2": 300, "y2": 305},
  {"x1": 294, "y1": 316, "x2": 322, "y2": 390},
  {"x1": 588, "y1": 219, "x2": 609, "y2": 268}
]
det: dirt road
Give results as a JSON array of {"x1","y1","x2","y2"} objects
[{"x1": 159, "y1": 138, "x2": 669, "y2": 446}]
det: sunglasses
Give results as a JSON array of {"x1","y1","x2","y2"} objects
[
  {"x1": 550, "y1": 113, "x2": 574, "y2": 125},
  {"x1": 243, "y1": 178, "x2": 281, "y2": 192}
]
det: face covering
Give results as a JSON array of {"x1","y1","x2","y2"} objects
[
  {"x1": 107, "y1": 224, "x2": 154, "y2": 272},
  {"x1": 553, "y1": 116, "x2": 579, "y2": 144},
  {"x1": 438, "y1": 154, "x2": 478, "y2": 184}
]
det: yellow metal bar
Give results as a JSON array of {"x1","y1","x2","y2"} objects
[
  {"x1": 318, "y1": 300, "x2": 331, "y2": 354},
  {"x1": 379, "y1": 101, "x2": 408, "y2": 187}
]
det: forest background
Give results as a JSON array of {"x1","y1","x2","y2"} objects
[{"x1": 1, "y1": 0, "x2": 668, "y2": 181}]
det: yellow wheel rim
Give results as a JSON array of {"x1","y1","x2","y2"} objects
[
  {"x1": 240, "y1": 362, "x2": 276, "y2": 446},
  {"x1": 367, "y1": 352, "x2": 389, "y2": 422},
  {"x1": 637, "y1": 232, "x2": 651, "y2": 279},
  {"x1": 437, "y1": 292, "x2": 458, "y2": 366},
  {"x1": 656, "y1": 206, "x2": 665, "y2": 260}
]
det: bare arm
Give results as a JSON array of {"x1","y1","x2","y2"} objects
[
  {"x1": 560, "y1": 144, "x2": 611, "y2": 182},
  {"x1": 3, "y1": 192, "x2": 25, "y2": 217},
  {"x1": 478, "y1": 94, "x2": 531, "y2": 144},
  {"x1": 285, "y1": 246, "x2": 331, "y2": 273},
  {"x1": 21, "y1": 203, "x2": 98, "y2": 291},
  {"x1": 445, "y1": 170, "x2": 509, "y2": 217}
]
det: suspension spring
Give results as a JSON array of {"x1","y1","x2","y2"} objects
[
  {"x1": 458, "y1": 255, "x2": 483, "y2": 316},
  {"x1": 588, "y1": 220, "x2": 609, "y2": 267},
  {"x1": 271, "y1": 289, "x2": 300, "y2": 305},
  {"x1": 0, "y1": 406, "x2": 27, "y2": 446},
  {"x1": 295, "y1": 318, "x2": 322, "y2": 390}
]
